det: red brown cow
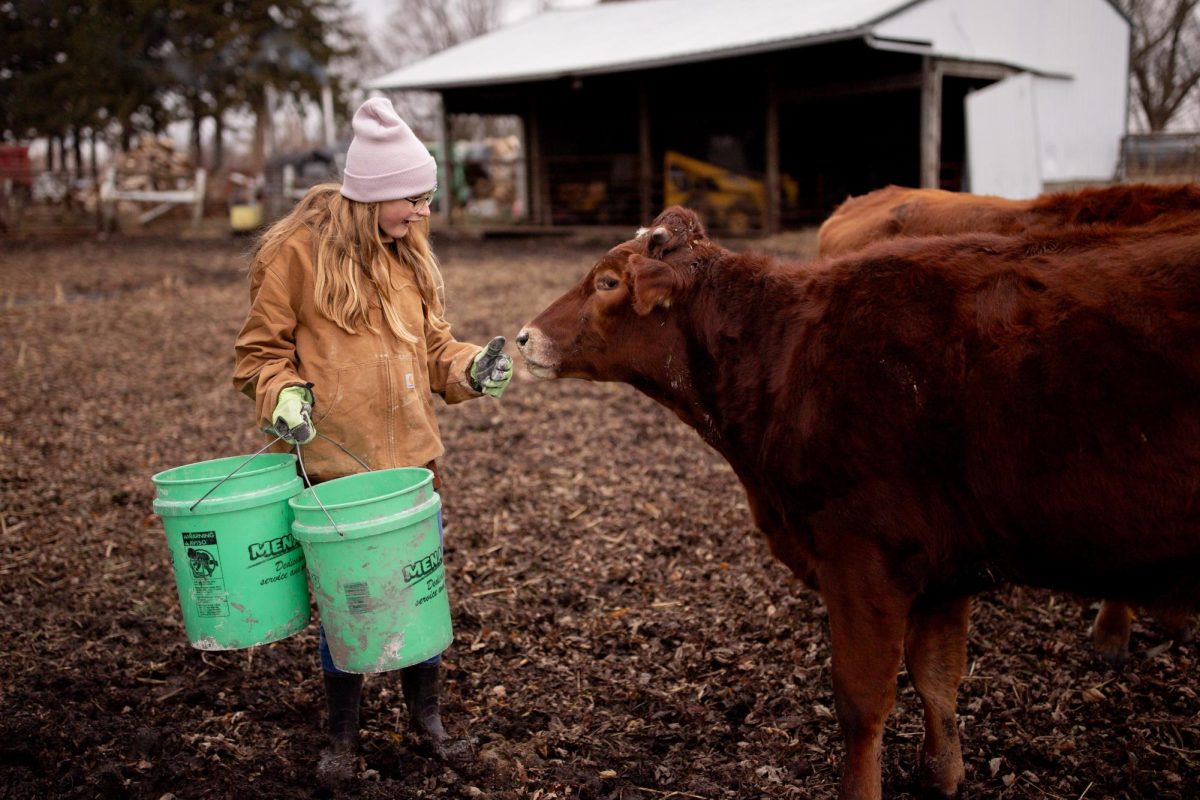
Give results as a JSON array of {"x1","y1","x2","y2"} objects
[
  {"x1": 517, "y1": 207, "x2": 1200, "y2": 800},
  {"x1": 820, "y1": 183, "x2": 1200, "y2": 661},
  {"x1": 818, "y1": 182, "x2": 1200, "y2": 258}
]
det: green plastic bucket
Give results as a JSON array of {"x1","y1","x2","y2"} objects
[
  {"x1": 152, "y1": 453, "x2": 310, "y2": 650},
  {"x1": 289, "y1": 468, "x2": 451, "y2": 673}
]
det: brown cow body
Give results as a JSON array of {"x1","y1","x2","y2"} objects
[
  {"x1": 518, "y1": 207, "x2": 1200, "y2": 799},
  {"x1": 820, "y1": 182, "x2": 1200, "y2": 660}
]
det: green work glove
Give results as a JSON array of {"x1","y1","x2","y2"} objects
[
  {"x1": 272, "y1": 385, "x2": 315, "y2": 444},
  {"x1": 470, "y1": 339, "x2": 513, "y2": 398}
]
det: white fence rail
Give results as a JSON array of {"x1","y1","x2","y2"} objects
[{"x1": 99, "y1": 167, "x2": 206, "y2": 228}]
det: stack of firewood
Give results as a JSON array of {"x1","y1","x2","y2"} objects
[
  {"x1": 486, "y1": 135, "x2": 521, "y2": 208},
  {"x1": 118, "y1": 135, "x2": 194, "y2": 190}
]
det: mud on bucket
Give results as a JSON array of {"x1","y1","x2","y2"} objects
[
  {"x1": 289, "y1": 468, "x2": 451, "y2": 674},
  {"x1": 151, "y1": 453, "x2": 310, "y2": 650}
]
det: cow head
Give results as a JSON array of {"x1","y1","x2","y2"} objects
[{"x1": 517, "y1": 207, "x2": 712, "y2": 385}]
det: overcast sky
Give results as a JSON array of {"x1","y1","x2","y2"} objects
[{"x1": 350, "y1": 0, "x2": 599, "y2": 29}]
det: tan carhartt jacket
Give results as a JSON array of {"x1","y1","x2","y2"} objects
[{"x1": 233, "y1": 226, "x2": 482, "y2": 481}]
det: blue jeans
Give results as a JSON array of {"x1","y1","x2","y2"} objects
[{"x1": 319, "y1": 508, "x2": 446, "y2": 675}]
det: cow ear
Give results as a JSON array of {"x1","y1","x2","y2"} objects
[
  {"x1": 628, "y1": 255, "x2": 680, "y2": 315},
  {"x1": 646, "y1": 206, "x2": 707, "y2": 257}
]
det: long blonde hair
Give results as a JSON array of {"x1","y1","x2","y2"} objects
[{"x1": 250, "y1": 183, "x2": 445, "y2": 343}]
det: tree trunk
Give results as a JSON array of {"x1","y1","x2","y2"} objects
[
  {"x1": 190, "y1": 108, "x2": 204, "y2": 171},
  {"x1": 72, "y1": 128, "x2": 83, "y2": 181},
  {"x1": 250, "y1": 87, "x2": 269, "y2": 174},
  {"x1": 213, "y1": 113, "x2": 225, "y2": 172}
]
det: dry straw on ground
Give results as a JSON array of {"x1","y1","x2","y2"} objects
[{"x1": 0, "y1": 232, "x2": 1196, "y2": 799}]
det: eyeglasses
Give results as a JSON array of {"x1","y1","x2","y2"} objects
[{"x1": 405, "y1": 189, "x2": 436, "y2": 210}]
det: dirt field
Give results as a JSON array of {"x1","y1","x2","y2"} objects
[{"x1": 1, "y1": 231, "x2": 1197, "y2": 800}]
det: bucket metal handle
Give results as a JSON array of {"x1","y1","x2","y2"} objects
[
  {"x1": 295, "y1": 444, "x2": 345, "y2": 538},
  {"x1": 190, "y1": 416, "x2": 374, "y2": 539},
  {"x1": 295, "y1": 430, "x2": 374, "y2": 538},
  {"x1": 187, "y1": 431, "x2": 288, "y2": 512},
  {"x1": 315, "y1": 432, "x2": 372, "y2": 472}
]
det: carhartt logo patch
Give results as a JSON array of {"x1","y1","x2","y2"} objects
[{"x1": 405, "y1": 372, "x2": 415, "y2": 390}]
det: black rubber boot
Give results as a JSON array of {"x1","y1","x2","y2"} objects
[
  {"x1": 323, "y1": 671, "x2": 363, "y2": 751},
  {"x1": 401, "y1": 664, "x2": 474, "y2": 763},
  {"x1": 400, "y1": 663, "x2": 449, "y2": 747},
  {"x1": 316, "y1": 671, "x2": 363, "y2": 789}
]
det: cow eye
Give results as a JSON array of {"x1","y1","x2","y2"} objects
[{"x1": 595, "y1": 275, "x2": 619, "y2": 291}]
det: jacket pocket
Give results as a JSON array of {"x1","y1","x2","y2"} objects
[{"x1": 312, "y1": 359, "x2": 388, "y2": 431}]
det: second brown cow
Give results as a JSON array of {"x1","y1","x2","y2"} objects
[
  {"x1": 819, "y1": 182, "x2": 1200, "y2": 661},
  {"x1": 817, "y1": 182, "x2": 1200, "y2": 258},
  {"x1": 517, "y1": 207, "x2": 1200, "y2": 800}
]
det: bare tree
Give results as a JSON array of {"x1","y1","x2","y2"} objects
[
  {"x1": 385, "y1": 0, "x2": 503, "y2": 56},
  {"x1": 364, "y1": 0, "x2": 508, "y2": 138},
  {"x1": 1118, "y1": 0, "x2": 1200, "y2": 131}
]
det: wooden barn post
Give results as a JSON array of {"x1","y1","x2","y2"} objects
[
  {"x1": 765, "y1": 62, "x2": 781, "y2": 235},
  {"x1": 920, "y1": 55, "x2": 944, "y2": 189},
  {"x1": 527, "y1": 96, "x2": 549, "y2": 226},
  {"x1": 639, "y1": 85, "x2": 653, "y2": 225},
  {"x1": 440, "y1": 97, "x2": 454, "y2": 227}
]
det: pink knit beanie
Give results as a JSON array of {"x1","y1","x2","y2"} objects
[{"x1": 340, "y1": 98, "x2": 437, "y2": 203}]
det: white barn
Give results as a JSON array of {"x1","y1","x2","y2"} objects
[{"x1": 370, "y1": 0, "x2": 1130, "y2": 232}]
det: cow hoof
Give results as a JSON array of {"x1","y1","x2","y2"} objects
[
  {"x1": 917, "y1": 773, "x2": 962, "y2": 799},
  {"x1": 1093, "y1": 645, "x2": 1130, "y2": 670},
  {"x1": 917, "y1": 758, "x2": 964, "y2": 799},
  {"x1": 1090, "y1": 628, "x2": 1130, "y2": 668}
]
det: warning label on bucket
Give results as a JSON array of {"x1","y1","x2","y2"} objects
[{"x1": 183, "y1": 531, "x2": 229, "y2": 618}]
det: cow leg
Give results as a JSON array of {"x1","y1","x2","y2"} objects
[
  {"x1": 904, "y1": 595, "x2": 970, "y2": 798},
  {"x1": 823, "y1": 580, "x2": 911, "y2": 800},
  {"x1": 1091, "y1": 601, "x2": 1134, "y2": 664},
  {"x1": 1150, "y1": 608, "x2": 1195, "y2": 645}
]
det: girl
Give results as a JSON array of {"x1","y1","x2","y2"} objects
[{"x1": 233, "y1": 97, "x2": 511, "y2": 763}]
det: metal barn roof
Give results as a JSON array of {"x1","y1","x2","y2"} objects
[
  {"x1": 367, "y1": 0, "x2": 1130, "y2": 194},
  {"x1": 368, "y1": 0, "x2": 920, "y2": 90}
]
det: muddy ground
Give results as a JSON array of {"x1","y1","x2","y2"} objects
[{"x1": 0, "y1": 230, "x2": 1197, "y2": 800}]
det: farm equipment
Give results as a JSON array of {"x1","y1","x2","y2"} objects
[
  {"x1": 228, "y1": 172, "x2": 263, "y2": 235},
  {"x1": 664, "y1": 150, "x2": 798, "y2": 235}
]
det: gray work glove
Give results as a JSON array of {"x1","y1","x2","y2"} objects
[{"x1": 469, "y1": 336, "x2": 514, "y2": 398}]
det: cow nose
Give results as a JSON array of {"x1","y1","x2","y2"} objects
[{"x1": 516, "y1": 329, "x2": 530, "y2": 348}]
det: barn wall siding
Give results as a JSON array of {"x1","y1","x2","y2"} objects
[{"x1": 876, "y1": 0, "x2": 1129, "y2": 184}]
